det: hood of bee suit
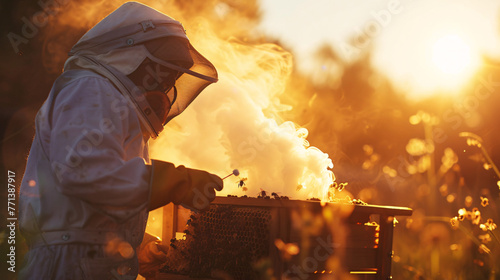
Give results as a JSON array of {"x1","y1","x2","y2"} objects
[{"x1": 64, "y1": 1, "x2": 218, "y2": 138}]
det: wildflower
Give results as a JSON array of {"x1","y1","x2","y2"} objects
[
  {"x1": 450, "y1": 217, "x2": 459, "y2": 229},
  {"x1": 457, "y1": 208, "x2": 466, "y2": 221},
  {"x1": 465, "y1": 138, "x2": 482, "y2": 148},
  {"x1": 471, "y1": 208, "x2": 481, "y2": 225},
  {"x1": 478, "y1": 234, "x2": 491, "y2": 244},
  {"x1": 480, "y1": 197, "x2": 489, "y2": 207},
  {"x1": 459, "y1": 132, "x2": 483, "y2": 147},
  {"x1": 480, "y1": 219, "x2": 497, "y2": 232}
]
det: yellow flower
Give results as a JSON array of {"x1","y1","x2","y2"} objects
[
  {"x1": 457, "y1": 208, "x2": 466, "y2": 221},
  {"x1": 480, "y1": 197, "x2": 489, "y2": 207},
  {"x1": 480, "y1": 219, "x2": 497, "y2": 231},
  {"x1": 478, "y1": 234, "x2": 491, "y2": 244},
  {"x1": 450, "y1": 217, "x2": 459, "y2": 229}
]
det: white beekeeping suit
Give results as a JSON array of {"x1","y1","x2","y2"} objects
[{"x1": 18, "y1": 2, "x2": 223, "y2": 279}]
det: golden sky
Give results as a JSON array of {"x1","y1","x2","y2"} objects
[{"x1": 259, "y1": 0, "x2": 500, "y2": 97}]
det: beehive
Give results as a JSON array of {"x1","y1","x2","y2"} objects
[{"x1": 157, "y1": 197, "x2": 412, "y2": 280}]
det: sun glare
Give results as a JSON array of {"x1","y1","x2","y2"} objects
[
  {"x1": 432, "y1": 35, "x2": 472, "y2": 75},
  {"x1": 372, "y1": 0, "x2": 491, "y2": 99}
]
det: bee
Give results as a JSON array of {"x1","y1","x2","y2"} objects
[
  {"x1": 258, "y1": 189, "x2": 266, "y2": 198},
  {"x1": 186, "y1": 219, "x2": 197, "y2": 227},
  {"x1": 237, "y1": 177, "x2": 247, "y2": 188},
  {"x1": 258, "y1": 189, "x2": 269, "y2": 199},
  {"x1": 271, "y1": 192, "x2": 281, "y2": 199}
]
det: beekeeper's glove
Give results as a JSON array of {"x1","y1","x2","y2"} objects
[
  {"x1": 137, "y1": 233, "x2": 169, "y2": 279},
  {"x1": 148, "y1": 160, "x2": 223, "y2": 211}
]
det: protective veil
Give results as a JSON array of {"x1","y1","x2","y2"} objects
[
  {"x1": 66, "y1": 1, "x2": 218, "y2": 138},
  {"x1": 18, "y1": 2, "x2": 221, "y2": 279}
]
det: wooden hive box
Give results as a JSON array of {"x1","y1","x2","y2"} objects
[{"x1": 157, "y1": 197, "x2": 412, "y2": 280}]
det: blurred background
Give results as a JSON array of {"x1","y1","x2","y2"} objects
[{"x1": 2, "y1": 0, "x2": 500, "y2": 279}]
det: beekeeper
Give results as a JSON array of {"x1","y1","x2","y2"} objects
[{"x1": 18, "y1": 2, "x2": 223, "y2": 279}]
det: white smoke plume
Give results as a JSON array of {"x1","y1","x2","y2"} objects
[{"x1": 151, "y1": 20, "x2": 335, "y2": 200}]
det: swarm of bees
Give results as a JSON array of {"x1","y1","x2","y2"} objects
[
  {"x1": 256, "y1": 189, "x2": 289, "y2": 200},
  {"x1": 228, "y1": 175, "x2": 289, "y2": 199}
]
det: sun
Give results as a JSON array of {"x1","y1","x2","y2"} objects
[{"x1": 432, "y1": 35, "x2": 472, "y2": 75}]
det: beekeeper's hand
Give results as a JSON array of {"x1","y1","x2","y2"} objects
[
  {"x1": 149, "y1": 160, "x2": 223, "y2": 211},
  {"x1": 138, "y1": 233, "x2": 169, "y2": 279}
]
